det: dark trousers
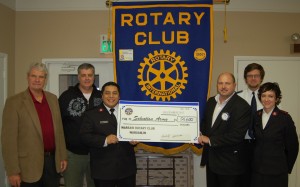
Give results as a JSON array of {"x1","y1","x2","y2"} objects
[
  {"x1": 251, "y1": 172, "x2": 288, "y2": 187},
  {"x1": 206, "y1": 166, "x2": 242, "y2": 187},
  {"x1": 241, "y1": 139, "x2": 255, "y2": 187},
  {"x1": 94, "y1": 174, "x2": 136, "y2": 187},
  {"x1": 21, "y1": 154, "x2": 60, "y2": 187}
]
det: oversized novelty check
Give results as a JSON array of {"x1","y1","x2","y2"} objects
[{"x1": 117, "y1": 100, "x2": 200, "y2": 143}]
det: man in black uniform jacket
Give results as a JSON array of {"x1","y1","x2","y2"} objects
[{"x1": 81, "y1": 81, "x2": 137, "y2": 187}]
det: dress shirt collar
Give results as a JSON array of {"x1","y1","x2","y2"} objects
[
  {"x1": 103, "y1": 103, "x2": 119, "y2": 115},
  {"x1": 215, "y1": 92, "x2": 235, "y2": 105},
  {"x1": 263, "y1": 106, "x2": 275, "y2": 115},
  {"x1": 246, "y1": 88, "x2": 258, "y2": 97}
]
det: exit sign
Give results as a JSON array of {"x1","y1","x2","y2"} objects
[{"x1": 100, "y1": 34, "x2": 113, "y2": 53}]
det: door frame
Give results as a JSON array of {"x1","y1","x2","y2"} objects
[
  {"x1": 0, "y1": 52, "x2": 7, "y2": 105},
  {"x1": 0, "y1": 52, "x2": 8, "y2": 187}
]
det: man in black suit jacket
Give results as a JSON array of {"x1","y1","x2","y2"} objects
[
  {"x1": 198, "y1": 72, "x2": 251, "y2": 187},
  {"x1": 80, "y1": 82, "x2": 137, "y2": 187}
]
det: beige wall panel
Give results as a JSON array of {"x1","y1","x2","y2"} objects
[
  {"x1": 0, "y1": 4, "x2": 15, "y2": 96},
  {"x1": 14, "y1": 10, "x2": 300, "y2": 95},
  {"x1": 211, "y1": 11, "x2": 300, "y2": 96},
  {"x1": 15, "y1": 10, "x2": 111, "y2": 93}
]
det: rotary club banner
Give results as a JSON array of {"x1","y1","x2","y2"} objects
[{"x1": 112, "y1": 0, "x2": 213, "y2": 155}]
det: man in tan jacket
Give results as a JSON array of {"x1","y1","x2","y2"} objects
[{"x1": 1, "y1": 62, "x2": 67, "y2": 187}]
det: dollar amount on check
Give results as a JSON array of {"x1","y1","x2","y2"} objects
[{"x1": 117, "y1": 100, "x2": 200, "y2": 143}]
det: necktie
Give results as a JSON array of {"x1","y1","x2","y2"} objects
[
  {"x1": 110, "y1": 108, "x2": 117, "y2": 124},
  {"x1": 251, "y1": 92, "x2": 257, "y2": 113},
  {"x1": 249, "y1": 92, "x2": 257, "y2": 138}
]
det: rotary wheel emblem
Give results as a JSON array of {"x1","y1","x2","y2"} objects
[{"x1": 137, "y1": 50, "x2": 188, "y2": 101}]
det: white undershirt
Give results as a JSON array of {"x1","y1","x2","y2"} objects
[
  {"x1": 83, "y1": 93, "x2": 91, "y2": 102},
  {"x1": 262, "y1": 107, "x2": 274, "y2": 129},
  {"x1": 212, "y1": 93, "x2": 235, "y2": 127}
]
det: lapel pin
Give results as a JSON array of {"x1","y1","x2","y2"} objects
[{"x1": 221, "y1": 112, "x2": 230, "y2": 121}]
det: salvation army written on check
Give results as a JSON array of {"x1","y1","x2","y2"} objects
[{"x1": 117, "y1": 100, "x2": 200, "y2": 143}]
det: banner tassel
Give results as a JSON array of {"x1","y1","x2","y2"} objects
[
  {"x1": 223, "y1": 0, "x2": 228, "y2": 43},
  {"x1": 107, "y1": 0, "x2": 112, "y2": 41}
]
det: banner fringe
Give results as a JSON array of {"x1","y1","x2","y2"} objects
[{"x1": 135, "y1": 143, "x2": 203, "y2": 155}]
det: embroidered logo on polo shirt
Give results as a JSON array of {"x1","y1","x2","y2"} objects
[
  {"x1": 93, "y1": 98, "x2": 102, "y2": 107},
  {"x1": 68, "y1": 98, "x2": 86, "y2": 117}
]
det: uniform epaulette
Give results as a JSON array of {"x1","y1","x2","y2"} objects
[{"x1": 279, "y1": 109, "x2": 289, "y2": 115}]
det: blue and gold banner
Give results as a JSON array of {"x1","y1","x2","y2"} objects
[{"x1": 112, "y1": 0, "x2": 213, "y2": 155}]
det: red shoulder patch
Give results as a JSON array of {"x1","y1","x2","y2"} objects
[{"x1": 279, "y1": 110, "x2": 289, "y2": 114}]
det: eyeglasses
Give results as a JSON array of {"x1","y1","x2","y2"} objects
[{"x1": 246, "y1": 74, "x2": 261, "y2": 79}]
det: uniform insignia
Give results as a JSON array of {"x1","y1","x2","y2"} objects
[{"x1": 279, "y1": 110, "x2": 289, "y2": 114}]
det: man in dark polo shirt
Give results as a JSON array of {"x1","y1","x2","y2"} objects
[
  {"x1": 1, "y1": 62, "x2": 67, "y2": 187},
  {"x1": 59, "y1": 63, "x2": 101, "y2": 187}
]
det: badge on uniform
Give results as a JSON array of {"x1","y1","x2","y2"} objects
[{"x1": 99, "y1": 121, "x2": 109, "y2": 124}]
